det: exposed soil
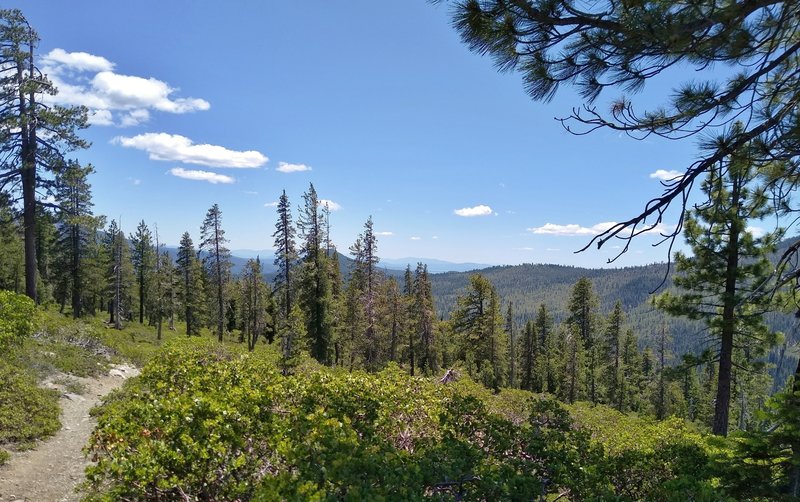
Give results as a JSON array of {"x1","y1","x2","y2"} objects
[{"x1": 0, "y1": 365, "x2": 138, "y2": 502}]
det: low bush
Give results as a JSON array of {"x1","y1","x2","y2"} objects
[
  {"x1": 0, "y1": 360, "x2": 60, "y2": 447},
  {"x1": 85, "y1": 342, "x2": 729, "y2": 501},
  {"x1": 0, "y1": 289, "x2": 36, "y2": 349}
]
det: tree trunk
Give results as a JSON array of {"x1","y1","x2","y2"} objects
[
  {"x1": 713, "y1": 177, "x2": 742, "y2": 436},
  {"x1": 215, "y1": 230, "x2": 223, "y2": 342},
  {"x1": 18, "y1": 50, "x2": 37, "y2": 302},
  {"x1": 71, "y1": 224, "x2": 81, "y2": 318}
]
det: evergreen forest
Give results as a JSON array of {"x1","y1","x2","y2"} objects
[{"x1": 2, "y1": 4, "x2": 800, "y2": 501}]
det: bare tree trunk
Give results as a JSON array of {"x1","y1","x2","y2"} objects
[
  {"x1": 713, "y1": 176, "x2": 742, "y2": 437},
  {"x1": 19, "y1": 60, "x2": 37, "y2": 302}
]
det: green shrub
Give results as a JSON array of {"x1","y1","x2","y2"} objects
[
  {"x1": 0, "y1": 289, "x2": 36, "y2": 349},
  {"x1": 0, "y1": 360, "x2": 60, "y2": 446},
  {"x1": 85, "y1": 342, "x2": 728, "y2": 501}
]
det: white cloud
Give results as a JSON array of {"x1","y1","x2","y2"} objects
[
  {"x1": 42, "y1": 48, "x2": 114, "y2": 72},
  {"x1": 119, "y1": 109, "x2": 150, "y2": 127},
  {"x1": 410, "y1": 236, "x2": 422, "y2": 241},
  {"x1": 528, "y1": 222, "x2": 615, "y2": 236},
  {"x1": 264, "y1": 201, "x2": 279, "y2": 207},
  {"x1": 127, "y1": 177, "x2": 141, "y2": 186},
  {"x1": 319, "y1": 199, "x2": 341, "y2": 211},
  {"x1": 42, "y1": 48, "x2": 209, "y2": 126},
  {"x1": 243, "y1": 191, "x2": 258, "y2": 195},
  {"x1": 169, "y1": 167, "x2": 234, "y2": 184},
  {"x1": 528, "y1": 221, "x2": 672, "y2": 237},
  {"x1": 546, "y1": 248, "x2": 560, "y2": 252},
  {"x1": 87, "y1": 109, "x2": 113, "y2": 126},
  {"x1": 454, "y1": 204, "x2": 493, "y2": 217},
  {"x1": 432, "y1": 235, "x2": 439, "y2": 240},
  {"x1": 515, "y1": 247, "x2": 535, "y2": 251},
  {"x1": 376, "y1": 231, "x2": 394, "y2": 236},
  {"x1": 649, "y1": 169, "x2": 684, "y2": 181},
  {"x1": 746, "y1": 226, "x2": 766, "y2": 238},
  {"x1": 114, "y1": 133, "x2": 267, "y2": 168},
  {"x1": 276, "y1": 162, "x2": 312, "y2": 173}
]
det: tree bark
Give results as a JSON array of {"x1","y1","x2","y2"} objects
[{"x1": 713, "y1": 176, "x2": 742, "y2": 436}]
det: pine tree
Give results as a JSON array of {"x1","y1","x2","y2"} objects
[
  {"x1": 81, "y1": 216, "x2": 107, "y2": 316},
  {"x1": 603, "y1": 301, "x2": 625, "y2": 409},
  {"x1": 656, "y1": 153, "x2": 779, "y2": 436},
  {"x1": 105, "y1": 220, "x2": 134, "y2": 329},
  {"x1": 506, "y1": 302, "x2": 516, "y2": 388},
  {"x1": 443, "y1": 1, "x2": 800, "y2": 278},
  {"x1": 560, "y1": 324, "x2": 586, "y2": 404},
  {"x1": 200, "y1": 204, "x2": 231, "y2": 342},
  {"x1": 130, "y1": 220, "x2": 155, "y2": 324},
  {"x1": 377, "y1": 276, "x2": 404, "y2": 364},
  {"x1": 176, "y1": 232, "x2": 205, "y2": 336},
  {"x1": 567, "y1": 278, "x2": 600, "y2": 403},
  {"x1": 349, "y1": 217, "x2": 381, "y2": 371},
  {"x1": 414, "y1": 263, "x2": 437, "y2": 375},
  {"x1": 654, "y1": 323, "x2": 672, "y2": 419},
  {"x1": 0, "y1": 9, "x2": 88, "y2": 301},
  {"x1": 403, "y1": 265, "x2": 416, "y2": 375},
  {"x1": 152, "y1": 248, "x2": 175, "y2": 340},
  {"x1": 535, "y1": 304, "x2": 557, "y2": 394},
  {"x1": 279, "y1": 303, "x2": 306, "y2": 376},
  {"x1": 52, "y1": 161, "x2": 98, "y2": 318},
  {"x1": 240, "y1": 257, "x2": 271, "y2": 351},
  {"x1": 621, "y1": 329, "x2": 643, "y2": 412},
  {"x1": 521, "y1": 320, "x2": 535, "y2": 392},
  {"x1": 297, "y1": 184, "x2": 333, "y2": 364},
  {"x1": 273, "y1": 191, "x2": 297, "y2": 320},
  {"x1": 451, "y1": 273, "x2": 506, "y2": 389}
]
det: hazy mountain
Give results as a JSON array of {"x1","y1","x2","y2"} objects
[{"x1": 379, "y1": 257, "x2": 492, "y2": 273}]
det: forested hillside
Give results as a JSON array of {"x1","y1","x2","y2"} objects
[{"x1": 430, "y1": 261, "x2": 799, "y2": 386}]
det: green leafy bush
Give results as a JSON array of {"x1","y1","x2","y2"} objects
[
  {"x1": 0, "y1": 360, "x2": 60, "y2": 446},
  {"x1": 85, "y1": 342, "x2": 728, "y2": 501},
  {"x1": 0, "y1": 289, "x2": 36, "y2": 349}
]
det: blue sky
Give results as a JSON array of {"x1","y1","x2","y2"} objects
[{"x1": 11, "y1": 1, "x2": 709, "y2": 267}]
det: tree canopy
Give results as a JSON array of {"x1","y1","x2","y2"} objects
[{"x1": 441, "y1": 0, "x2": 800, "y2": 277}]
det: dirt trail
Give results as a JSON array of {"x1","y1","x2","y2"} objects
[{"x1": 0, "y1": 365, "x2": 138, "y2": 502}]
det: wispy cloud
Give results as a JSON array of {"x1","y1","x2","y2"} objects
[
  {"x1": 376, "y1": 231, "x2": 394, "y2": 236},
  {"x1": 42, "y1": 49, "x2": 209, "y2": 127},
  {"x1": 264, "y1": 201, "x2": 279, "y2": 207},
  {"x1": 169, "y1": 167, "x2": 234, "y2": 184},
  {"x1": 649, "y1": 169, "x2": 684, "y2": 181},
  {"x1": 454, "y1": 204, "x2": 493, "y2": 217},
  {"x1": 410, "y1": 236, "x2": 422, "y2": 241},
  {"x1": 746, "y1": 226, "x2": 766, "y2": 238},
  {"x1": 114, "y1": 133, "x2": 267, "y2": 168},
  {"x1": 42, "y1": 48, "x2": 114, "y2": 72},
  {"x1": 127, "y1": 177, "x2": 141, "y2": 186},
  {"x1": 528, "y1": 221, "x2": 672, "y2": 236},
  {"x1": 319, "y1": 199, "x2": 342, "y2": 211},
  {"x1": 276, "y1": 162, "x2": 312, "y2": 173}
]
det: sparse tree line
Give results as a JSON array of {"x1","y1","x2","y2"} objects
[{"x1": 2, "y1": 161, "x2": 774, "y2": 435}]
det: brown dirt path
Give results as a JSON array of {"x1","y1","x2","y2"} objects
[{"x1": 0, "y1": 365, "x2": 138, "y2": 502}]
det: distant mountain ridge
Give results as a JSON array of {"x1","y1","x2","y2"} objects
[{"x1": 379, "y1": 257, "x2": 493, "y2": 273}]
